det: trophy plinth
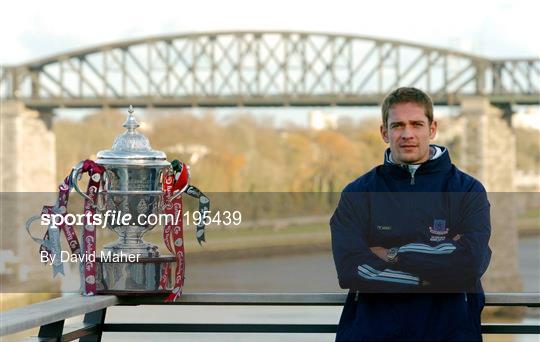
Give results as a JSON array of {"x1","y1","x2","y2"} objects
[{"x1": 96, "y1": 256, "x2": 176, "y2": 294}]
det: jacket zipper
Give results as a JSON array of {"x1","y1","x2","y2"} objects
[
  {"x1": 402, "y1": 165, "x2": 417, "y2": 185},
  {"x1": 354, "y1": 291, "x2": 359, "y2": 301}
]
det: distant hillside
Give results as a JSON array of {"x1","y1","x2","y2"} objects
[{"x1": 54, "y1": 110, "x2": 539, "y2": 192}]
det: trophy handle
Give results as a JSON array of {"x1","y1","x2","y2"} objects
[
  {"x1": 70, "y1": 161, "x2": 94, "y2": 205},
  {"x1": 25, "y1": 214, "x2": 46, "y2": 243},
  {"x1": 169, "y1": 164, "x2": 190, "y2": 201}
]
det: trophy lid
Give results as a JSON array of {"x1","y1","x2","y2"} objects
[{"x1": 96, "y1": 106, "x2": 169, "y2": 166}]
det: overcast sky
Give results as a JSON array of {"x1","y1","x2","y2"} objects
[{"x1": 1, "y1": 0, "x2": 539, "y2": 65}]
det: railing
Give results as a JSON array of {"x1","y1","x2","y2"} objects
[{"x1": 1, "y1": 293, "x2": 539, "y2": 340}]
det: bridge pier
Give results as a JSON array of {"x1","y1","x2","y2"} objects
[
  {"x1": 1, "y1": 101, "x2": 56, "y2": 192},
  {"x1": 459, "y1": 96, "x2": 522, "y2": 295},
  {"x1": 1, "y1": 101, "x2": 59, "y2": 293}
]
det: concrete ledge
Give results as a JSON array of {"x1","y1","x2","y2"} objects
[
  {"x1": 116, "y1": 292, "x2": 540, "y2": 306},
  {"x1": 0, "y1": 295, "x2": 118, "y2": 336}
]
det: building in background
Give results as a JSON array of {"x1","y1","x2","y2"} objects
[{"x1": 307, "y1": 110, "x2": 338, "y2": 130}]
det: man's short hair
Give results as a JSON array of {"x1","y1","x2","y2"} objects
[{"x1": 381, "y1": 87, "x2": 434, "y2": 127}]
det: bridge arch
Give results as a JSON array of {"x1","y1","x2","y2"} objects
[{"x1": 1, "y1": 31, "x2": 538, "y2": 109}]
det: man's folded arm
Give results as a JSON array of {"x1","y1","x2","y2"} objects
[
  {"x1": 331, "y1": 190, "x2": 422, "y2": 292},
  {"x1": 395, "y1": 190, "x2": 492, "y2": 290}
]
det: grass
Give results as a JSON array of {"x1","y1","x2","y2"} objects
[
  {"x1": 94, "y1": 222, "x2": 332, "y2": 256},
  {"x1": 150, "y1": 222, "x2": 331, "y2": 253}
]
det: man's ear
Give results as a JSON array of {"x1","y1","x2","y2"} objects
[
  {"x1": 380, "y1": 124, "x2": 389, "y2": 143},
  {"x1": 429, "y1": 120, "x2": 438, "y2": 139}
]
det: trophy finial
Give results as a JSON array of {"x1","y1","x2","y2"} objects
[{"x1": 123, "y1": 105, "x2": 140, "y2": 132}]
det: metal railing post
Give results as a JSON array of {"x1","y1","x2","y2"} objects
[
  {"x1": 80, "y1": 308, "x2": 107, "y2": 342},
  {"x1": 38, "y1": 319, "x2": 65, "y2": 339}
]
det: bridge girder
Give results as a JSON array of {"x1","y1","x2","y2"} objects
[{"x1": 1, "y1": 31, "x2": 539, "y2": 109}]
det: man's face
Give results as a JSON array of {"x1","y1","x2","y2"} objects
[{"x1": 380, "y1": 102, "x2": 437, "y2": 164}]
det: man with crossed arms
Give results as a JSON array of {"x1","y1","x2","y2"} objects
[{"x1": 331, "y1": 87, "x2": 491, "y2": 341}]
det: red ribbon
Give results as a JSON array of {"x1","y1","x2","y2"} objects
[
  {"x1": 40, "y1": 175, "x2": 81, "y2": 261},
  {"x1": 80, "y1": 160, "x2": 105, "y2": 296},
  {"x1": 37, "y1": 160, "x2": 104, "y2": 295},
  {"x1": 160, "y1": 163, "x2": 190, "y2": 301}
]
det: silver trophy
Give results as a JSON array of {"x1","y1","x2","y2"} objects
[{"x1": 71, "y1": 106, "x2": 182, "y2": 293}]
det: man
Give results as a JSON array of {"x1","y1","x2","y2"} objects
[{"x1": 331, "y1": 87, "x2": 492, "y2": 341}]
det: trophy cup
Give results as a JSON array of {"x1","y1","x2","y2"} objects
[{"x1": 71, "y1": 106, "x2": 183, "y2": 293}]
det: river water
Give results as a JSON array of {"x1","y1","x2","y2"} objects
[{"x1": 87, "y1": 236, "x2": 539, "y2": 342}]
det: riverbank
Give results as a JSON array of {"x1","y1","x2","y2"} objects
[
  {"x1": 143, "y1": 222, "x2": 333, "y2": 262},
  {"x1": 141, "y1": 217, "x2": 539, "y2": 262}
]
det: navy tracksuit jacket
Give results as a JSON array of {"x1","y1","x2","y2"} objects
[{"x1": 331, "y1": 145, "x2": 492, "y2": 341}]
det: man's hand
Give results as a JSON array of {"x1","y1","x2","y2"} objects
[
  {"x1": 371, "y1": 237, "x2": 460, "y2": 263},
  {"x1": 370, "y1": 247, "x2": 389, "y2": 262}
]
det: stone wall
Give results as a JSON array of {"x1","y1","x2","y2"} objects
[{"x1": 459, "y1": 96, "x2": 522, "y2": 294}]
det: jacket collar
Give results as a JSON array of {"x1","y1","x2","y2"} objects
[{"x1": 383, "y1": 145, "x2": 451, "y2": 175}]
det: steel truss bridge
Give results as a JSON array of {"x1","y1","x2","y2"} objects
[{"x1": 1, "y1": 31, "x2": 539, "y2": 110}]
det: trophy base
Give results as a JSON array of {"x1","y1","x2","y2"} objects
[
  {"x1": 96, "y1": 255, "x2": 176, "y2": 295},
  {"x1": 103, "y1": 241, "x2": 159, "y2": 257}
]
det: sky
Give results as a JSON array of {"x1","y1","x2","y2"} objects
[
  {"x1": 1, "y1": 0, "x2": 538, "y2": 126},
  {"x1": 1, "y1": 0, "x2": 539, "y2": 65}
]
